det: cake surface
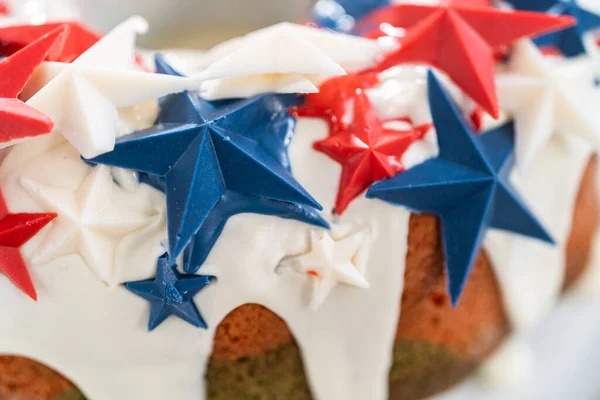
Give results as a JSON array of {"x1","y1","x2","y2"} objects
[
  {"x1": 0, "y1": 0, "x2": 599, "y2": 399},
  {"x1": 0, "y1": 160, "x2": 596, "y2": 399}
]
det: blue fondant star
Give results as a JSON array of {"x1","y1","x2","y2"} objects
[
  {"x1": 367, "y1": 71, "x2": 554, "y2": 305},
  {"x1": 125, "y1": 253, "x2": 215, "y2": 331},
  {"x1": 312, "y1": 0, "x2": 389, "y2": 33},
  {"x1": 155, "y1": 55, "x2": 300, "y2": 170},
  {"x1": 510, "y1": 0, "x2": 600, "y2": 57},
  {"x1": 88, "y1": 58, "x2": 328, "y2": 274}
]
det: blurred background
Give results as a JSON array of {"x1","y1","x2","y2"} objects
[{"x1": 75, "y1": 0, "x2": 314, "y2": 48}]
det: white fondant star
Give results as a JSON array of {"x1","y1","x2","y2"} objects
[
  {"x1": 20, "y1": 165, "x2": 154, "y2": 286},
  {"x1": 286, "y1": 230, "x2": 370, "y2": 310},
  {"x1": 197, "y1": 22, "x2": 383, "y2": 100},
  {"x1": 496, "y1": 39, "x2": 599, "y2": 171},
  {"x1": 21, "y1": 16, "x2": 197, "y2": 158}
]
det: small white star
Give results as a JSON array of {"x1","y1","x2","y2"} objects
[
  {"x1": 285, "y1": 230, "x2": 370, "y2": 310},
  {"x1": 197, "y1": 22, "x2": 383, "y2": 100},
  {"x1": 20, "y1": 165, "x2": 155, "y2": 286},
  {"x1": 496, "y1": 39, "x2": 599, "y2": 171},
  {"x1": 21, "y1": 16, "x2": 197, "y2": 158}
]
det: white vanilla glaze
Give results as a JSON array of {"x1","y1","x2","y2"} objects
[{"x1": 0, "y1": 3, "x2": 598, "y2": 400}]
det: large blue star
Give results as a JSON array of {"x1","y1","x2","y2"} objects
[
  {"x1": 312, "y1": 0, "x2": 389, "y2": 33},
  {"x1": 155, "y1": 55, "x2": 300, "y2": 170},
  {"x1": 88, "y1": 58, "x2": 328, "y2": 274},
  {"x1": 510, "y1": 0, "x2": 600, "y2": 57},
  {"x1": 367, "y1": 70, "x2": 554, "y2": 305},
  {"x1": 125, "y1": 253, "x2": 215, "y2": 331}
]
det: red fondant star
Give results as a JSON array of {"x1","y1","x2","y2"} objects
[
  {"x1": 359, "y1": 4, "x2": 574, "y2": 118},
  {"x1": 0, "y1": 21, "x2": 100, "y2": 62},
  {"x1": 0, "y1": 27, "x2": 66, "y2": 145},
  {"x1": 292, "y1": 72, "x2": 380, "y2": 136},
  {"x1": 0, "y1": 190, "x2": 57, "y2": 300},
  {"x1": 314, "y1": 92, "x2": 431, "y2": 214}
]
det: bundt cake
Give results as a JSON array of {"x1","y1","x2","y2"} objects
[{"x1": 0, "y1": 0, "x2": 599, "y2": 399}]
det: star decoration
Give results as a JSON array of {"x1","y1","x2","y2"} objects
[
  {"x1": 23, "y1": 16, "x2": 197, "y2": 158},
  {"x1": 284, "y1": 230, "x2": 369, "y2": 310},
  {"x1": 291, "y1": 71, "x2": 381, "y2": 136},
  {"x1": 509, "y1": 0, "x2": 600, "y2": 57},
  {"x1": 20, "y1": 165, "x2": 154, "y2": 286},
  {"x1": 367, "y1": 71, "x2": 554, "y2": 304},
  {"x1": 196, "y1": 22, "x2": 382, "y2": 99},
  {"x1": 125, "y1": 253, "x2": 215, "y2": 331},
  {"x1": 358, "y1": 3, "x2": 575, "y2": 117},
  {"x1": 313, "y1": 91, "x2": 432, "y2": 214},
  {"x1": 0, "y1": 189, "x2": 56, "y2": 300},
  {"x1": 0, "y1": 21, "x2": 101, "y2": 62},
  {"x1": 0, "y1": 27, "x2": 65, "y2": 146},
  {"x1": 496, "y1": 39, "x2": 598, "y2": 171},
  {"x1": 87, "y1": 58, "x2": 328, "y2": 274}
]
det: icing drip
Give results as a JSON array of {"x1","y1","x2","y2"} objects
[
  {"x1": 574, "y1": 231, "x2": 600, "y2": 297},
  {"x1": 485, "y1": 135, "x2": 593, "y2": 331}
]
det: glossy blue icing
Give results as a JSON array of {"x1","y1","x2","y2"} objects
[
  {"x1": 367, "y1": 71, "x2": 554, "y2": 305},
  {"x1": 510, "y1": 0, "x2": 600, "y2": 57},
  {"x1": 125, "y1": 253, "x2": 215, "y2": 331}
]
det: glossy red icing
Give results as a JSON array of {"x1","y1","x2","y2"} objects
[
  {"x1": 134, "y1": 53, "x2": 153, "y2": 72},
  {"x1": 0, "y1": 27, "x2": 66, "y2": 143},
  {"x1": 0, "y1": 21, "x2": 101, "y2": 62},
  {"x1": 358, "y1": 3, "x2": 575, "y2": 118},
  {"x1": 293, "y1": 72, "x2": 431, "y2": 214},
  {"x1": 470, "y1": 107, "x2": 484, "y2": 132},
  {"x1": 0, "y1": 190, "x2": 57, "y2": 300},
  {"x1": 292, "y1": 72, "x2": 380, "y2": 136},
  {"x1": 307, "y1": 270, "x2": 320, "y2": 278}
]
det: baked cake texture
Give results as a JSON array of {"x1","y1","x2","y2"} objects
[{"x1": 0, "y1": 0, "x2": 599, "y2": 399}]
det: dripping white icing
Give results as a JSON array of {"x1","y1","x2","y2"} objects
[{"x1": 485, "y1": 135, "x2": 593, "y2": 331}]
